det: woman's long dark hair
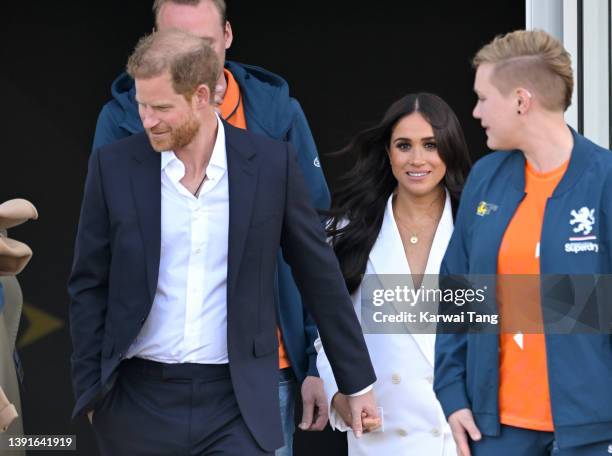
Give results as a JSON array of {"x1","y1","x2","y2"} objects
[{"x1": 327, "y1": 93, "x2": 471, "y2": 294}]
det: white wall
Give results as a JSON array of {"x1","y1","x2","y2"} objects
[{"x1": 526, "y1": 0, "x2": 611, "y2": 149}]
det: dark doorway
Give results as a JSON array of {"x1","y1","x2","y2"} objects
[{"x1": 1, "y1": 1, "x2": 523, "y2": 454}]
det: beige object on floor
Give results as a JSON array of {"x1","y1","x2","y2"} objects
[
  {"x1": 0, "y1": 277, "x2": 25, "y2": 456},
  {"x1": 0, "y1": 199, "x2": 34, "y2": 455},
  {"x1": 0, "y1": 387, "x2": 17, "y2": 432}
]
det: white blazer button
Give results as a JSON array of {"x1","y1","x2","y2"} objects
[
  {"x1": 398, "y1": 429, "x2": 408, "y2": 437},
  {"x1": 431, "y1": 428, "x2": 441, "y2": 437},
  {"x1": 391, "y1": 373, "x2": 401, "y2": 384}
]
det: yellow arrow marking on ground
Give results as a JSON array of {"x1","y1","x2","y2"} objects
[{"x1": 17, "y1": 303, "x2": 64, "y2": 349}]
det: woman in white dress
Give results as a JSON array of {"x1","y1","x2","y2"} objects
[{"x1": 316, "y1": 93, "x2": 471, "y2": 455}]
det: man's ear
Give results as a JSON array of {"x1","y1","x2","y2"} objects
[
  {"x1": 224, "y1": 20, "x2": 233, "y2": 50},
  {"x1": 516, "y1": 87, "x2": 533, "y2": 114},
  {"x1": 192, "y1": 84, "x2": 212, "y2": 109}
]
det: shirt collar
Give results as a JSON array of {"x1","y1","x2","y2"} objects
[{"x1": 209, "y1": 115, "x2": 227, "y2": 172}]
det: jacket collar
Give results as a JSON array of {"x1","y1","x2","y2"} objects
[
  {"x1": 509, "y1": 127, "x2": 590, "y2": 196},
  {"x1": 224, "y1": 61, "x2": 292, "y2": 139}
]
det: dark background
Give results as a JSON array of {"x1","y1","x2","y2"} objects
[{"x1": 2, "y1": 1, "x2": 523, "y2": 454}]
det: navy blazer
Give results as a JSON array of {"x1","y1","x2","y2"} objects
[
  {"x1": 68, "y1": 122, "x2": 375, "y2": 451},
  {"x1": 92, "y1": 62, "x2": 332, "y2": 381}
]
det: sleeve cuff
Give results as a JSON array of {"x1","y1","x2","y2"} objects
[
  {"x1": 328, "y1": 403, "x2": 351, "y2": 432},
  {"x1": 349, "y1": 384, "x2": 373, "y2": 397},
  {"x1": 306, "y1": 353, "x2": 319, "y2": 378},
  {"x1": 435, "y1": 380, "x2": 470, "y2": 418}
]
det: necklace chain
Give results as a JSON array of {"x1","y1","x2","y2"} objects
[
  {"x1": 193, "y1": 173, "x2": 208, "y2": 197},
  {"x1": 393, "y1": 190, "x2": 445, "y2": 245},
  {"x1": 394, "y1": 217, "x2": 422, "y2": 244}
]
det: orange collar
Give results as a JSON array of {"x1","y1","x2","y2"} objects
[{"x1": 219, "y1": 69, "x2": 241, "y2": 121}]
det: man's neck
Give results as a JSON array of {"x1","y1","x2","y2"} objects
[
  {"x1": 518, "y1": 112, "x2": 574, "y2": 173},
  {"x1": 175, "y1": 112, "x2": 218, "y2": 177}
]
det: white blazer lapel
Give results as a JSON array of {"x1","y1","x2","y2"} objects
[
  {"x1": 368, "y1": 195, "x2": 411, "y2": 278},
  {"x1": 424, "y1": 189, "x2": 454, "y2": 276},
  {"x1": 414, "y1": 189, "x2": 454, "y2": 366},
  {"x1": 368, "y1": 192, "x2": 454, "y2": 367},
  {"x1": 367, "y1": 195, "x2": 431, "y2": 365}
]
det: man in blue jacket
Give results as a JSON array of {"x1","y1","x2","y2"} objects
[
  {"x1": 91, "y1": 1, "x2": 330, "y2": 454},
  {"x1": 434, "y1": 30, "x2": 612, "y2": 456}
]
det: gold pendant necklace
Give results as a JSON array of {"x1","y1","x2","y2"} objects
[
  {"x1": 394, "y1": 217, "x2": 420, "y2": 244},
  {"x1": 393, "y1": 188, "x2": 444, "y2": 246}
]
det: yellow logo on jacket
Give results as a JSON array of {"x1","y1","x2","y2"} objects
[
  {"x1": 476, "y1": 201, "x2": 498, "y2": 216},
  {"x1": 476, "y1": 202, "x2": 487, "y2": 216}
]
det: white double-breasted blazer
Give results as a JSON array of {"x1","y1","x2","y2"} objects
[{"x1": 316, "y1": 192, "x2": 456, "y2": 456}]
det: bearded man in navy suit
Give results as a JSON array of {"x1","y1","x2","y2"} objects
[{"x1": 68, "y1": 29, "x2": 379, "y2": 455}]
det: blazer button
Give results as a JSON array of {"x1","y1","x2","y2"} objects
[
  {"x1": 391, "y1": 373, "x2": 401, "y2": 384},
  {"x1": 431, "y1": 428, "x2": 441, "y2": 437},
  {"x1": 425, "y1": 375, "x2": 434, "y2": 384},
  {"x1": 140, "y1": 317, "x2": 146, "y2": 325},
  {"x1": 398, "y1": 429, "x2": 408, "y2": 437}
]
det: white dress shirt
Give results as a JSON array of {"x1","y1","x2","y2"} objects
[{"x1": 127, "y1": 117, "x2": 230, "y2": 364}]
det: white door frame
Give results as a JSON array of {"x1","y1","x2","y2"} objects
[{"x1": 526, "y1": 0, "x2": 611, "y2": 149}]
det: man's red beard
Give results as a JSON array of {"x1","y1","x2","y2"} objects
[{"x1": 147, "y1": 114, "x2": 200, "y2": 152}]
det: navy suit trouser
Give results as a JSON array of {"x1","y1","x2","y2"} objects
[{"x1": 91, "y1": 358, "x2": 272, "y2": 456}]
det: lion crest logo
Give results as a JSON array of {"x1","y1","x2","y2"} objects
[{"x1": 570, "y1": 207, "x2": 595, "y2": 235}]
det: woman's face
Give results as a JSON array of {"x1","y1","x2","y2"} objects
[{"x1": 388, "y1": 112, "x2": 447, "y2": 198}]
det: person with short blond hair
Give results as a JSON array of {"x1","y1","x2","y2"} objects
[
  {"x1": 472, "y1": 29, "x2": 573, "y2": 112},
  {"x1": 91, "y1": 2, "x2": 332, "y2": 454},
  {"x1": 434, "y1": 29, "x2": 612, "y2": 456}
]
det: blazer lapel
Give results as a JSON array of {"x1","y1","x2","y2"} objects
[
  {"x1": 424, "y1": 189, "x2": 454, "y2": 276},
  {"x1": 413, "y1": 189, "x2": 455, "y2": 366},
  {"x1": 129, "y1": 140, "x2": 161, "y2": 303},
  {"x1": 225, "y1": 123, "x2": 258, "y2": 299},
  {"x1": 369, "y1": 195, "x2": 411, "y2": 279},
  {"x1": 369, "y1": 193, "x2": 455, "y2": 366}
]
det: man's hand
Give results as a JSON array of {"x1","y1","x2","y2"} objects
[
  {"x1": 298, "y1": 376, "x2": 329, "y2": 431},
  {"x1": 448, "y1": 408, "x2": 481, "y2": 456},
  {"x1": 331, "y1": 392, "x2": 353, "y2": 427},
  {"x1": 87, "y1": 410, "x2": 94, "y2": 425},
  {"x1": 346, "y1": 390, "x2": 380, "y2": 438}
]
